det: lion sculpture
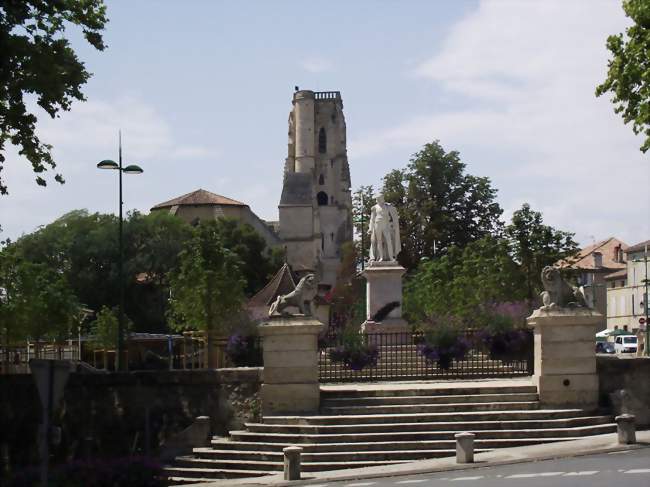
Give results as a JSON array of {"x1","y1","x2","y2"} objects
[
  {"x1": 539, "y1": 266, "x2": 587, "y2": 310},
  {"x1": 269, "y1": 274, "x2": 317, "y2": 317}
]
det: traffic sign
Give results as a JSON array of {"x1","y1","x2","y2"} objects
[{"x1": 640, "y1": 317, "x2": 646, "y2": 325}]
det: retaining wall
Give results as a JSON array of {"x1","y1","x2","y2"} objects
[
  {"x1": 0, "y1": 367, "x2": 262, "y2": 470},
  {"x1": 597, "y1": 355, "x2": 650, "y2": 427}
]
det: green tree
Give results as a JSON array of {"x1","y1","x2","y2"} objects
[
  {"x1": 382, "y1": 141, "x2": 503, "y2": 270},
  {"x1": 352, "y1": 185, "x2": 375, "y2": 266},
  {"x1": 505, "y1": 203, "x2": 579, "y2": 300},
  {"x1": 596, "y1": 0, "x2": 650, "y2": 152},
  {"x1": 210, "y1": 218, "x2": 282, "y2": 296},
  {"x1": 168, "y1": 221, "x2": 246, "y2": 367},
  {"x1": 404, "y1": 236, "x2": 526, "y2": 324},
  {"x1": 0, "y1": 0, "x2": 108, "y2": 194},
  {"x1": 2, "y1": 260, "x2": 79, "y2": 354},
  {"x1": 90, "y1": 306, "x2": 132, "y2": 368}
]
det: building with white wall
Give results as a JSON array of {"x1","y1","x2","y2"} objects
[{"x1": 606, "y1": 239, "x2": 650, "y2": 332}]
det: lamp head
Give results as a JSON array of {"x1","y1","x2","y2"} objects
[
  {"x1": 123, "y1": 164, "x2": 144, "y2": 174},
  {"x1": 97, "y1": 160, "x2": 118, "y2": 170}
]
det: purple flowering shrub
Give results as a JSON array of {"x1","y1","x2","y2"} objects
[
  {"x1": 417, "y1": 319, "x2": 470, "y2": 370},
  {"x1": 226, "y1": 333, "x2": 263, "y2": 366},
  {"x1": 478, "y1": 301, "x2": 533, "y2": 363},
  {"x1": 327, "y1": 329, "x2": 379, "y2": 371}
]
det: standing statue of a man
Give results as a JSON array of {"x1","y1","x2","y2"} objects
[{"x1": 368, "y1": 194, "x2": 401, "y2": 262}]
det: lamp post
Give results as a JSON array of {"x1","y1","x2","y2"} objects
[{"x1": 97, "y1": 131, "x2": 143, "y2": 371}]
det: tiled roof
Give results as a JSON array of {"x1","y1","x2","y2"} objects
[
  {"x1": 248, "y1": 263, "x2": 296, "y2": 308},
  {"x1": 625, "y1": 239, "x2": 650, "y2": 254},
  {"x1": 557, "y1": 237, "x2": 627, "y2": 270},
  {"x1": 604, "y1": 268, "x2": 627, "y2": 280},
  {"x1": 151, "y1": 189, "x2": 246, "y2": 210}
]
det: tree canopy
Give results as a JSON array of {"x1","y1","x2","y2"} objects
[
  {"x1": 167, "y1": 220, "x2": 246, "y2": 367},
  {"x1": 505, "y1": 203, "x2": 579, "y2": 300},
  {"x1": 382, "y1": 141, "x2": 503, "y2": 270},
  {"x1": 404, "y1": 236, "x2": 526, "y2": 324},
  {"x1": 0, "y1": 210, "x2": 281, "y2": 343},
  {"x1": 0, "y1": 0, "x2": 108, "y2": 194},
  {"x1": 596, "y1": 0, "x2": 650, "y2": 152}
]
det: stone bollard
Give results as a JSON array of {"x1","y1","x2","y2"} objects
[
  {"x1": 455, "y1": 432, "x2": 475, "y2": 463},
  {"x1": 283, "y1": 446, "x2": 303, "y2": 480},
  {"x1": 615, "y1": 414, "x2": 636, "y2": 444}
]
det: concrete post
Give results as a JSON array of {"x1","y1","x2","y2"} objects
[
  {"x1": 259, "y1": 316, "x2": 324, "y2": 415},
  {"x1": 615, "y1": 414, "x2": 636, "y2": 444},
  {"x1": 455, "y1": 432, "x2": 475, "y2": 463},
  {"x1": 527, "y1": 308, "x2": 602, "y2": 410},
  {"x1": 283, "y1": 446, "x2": 303, "y2": 480}
]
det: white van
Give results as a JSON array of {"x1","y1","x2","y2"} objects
[{"x1": 614, "y1": 335, "x2": 637, "y2": 354}]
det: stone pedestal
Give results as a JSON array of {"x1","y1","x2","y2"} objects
[
  {"x1": 527, "y1": 308, "x2": 602, "y2": 410},
  {"x1": 361, "y1": 262, "x2": 410, "y2": 342},
  {"x1": 259, "y1": 316, "x2": 324, "y2": 415}
]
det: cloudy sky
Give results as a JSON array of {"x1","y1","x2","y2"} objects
[{"x1": 2, "y1": 0, "x2": 649, "y2": 247}]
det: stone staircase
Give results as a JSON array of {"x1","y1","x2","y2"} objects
[{"x1": 164, "y1": 382, "x2": 616, "y2": 484}]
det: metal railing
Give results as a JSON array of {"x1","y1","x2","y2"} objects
[
  {"x1": 318, "y1": 330, "x2": 533, "y2": 383},
  {"x1": 0, "y1": 333, "x2": 263, "y2": 373},
  {"x1": 314, "y1": 91, "x2": 340, "y2": 100}
]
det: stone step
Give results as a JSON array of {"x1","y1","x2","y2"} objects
[
  {"x1": 167, "y1": 476, "x2": 214, "y2": 485},
  {"x1": 320, "y1": 400, "x2": 540, "y2": 415},
  {"x1": 244, "y1": 415, "x2": 612, "y2": 434},
  {"x1": 262, "y1": 408, "x2": 588, "y2": 426},
  {"x1": 321, "y1": 392, "x2": 539, "y2": 406},
  {"x1": 172, "y1": 456, "x2": 412, "y2": 472},
  {"x1": 207, "y1": 437, "x2": 586, "y2": 456},
  {"x1": 320, "y1": 385, "x2": 538, "y2": 398},
  {"x1": 163, "y1": 465, "x2": 274, "y2": 479},
  {"x1": 224, "y1": 423, "x2": 616, "y2": 446},
  {"x1": 194, "y1": 446, "x2": 498, "y2": 463}
]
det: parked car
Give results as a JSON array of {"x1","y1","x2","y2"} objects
[
  {"x1": 613, "y1": 335, "x2": 637, "y2": 354},
  {"x1": 596, "y1": 342, "x2": 615, "y2": 354}
]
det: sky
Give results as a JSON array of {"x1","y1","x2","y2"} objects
[{"x1": 2, "y1": 0, "x2": 649, "y2": 248}]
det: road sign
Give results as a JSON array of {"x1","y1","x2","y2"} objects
[
  {"x1": 30, "y1": 359, "x2": 70, "y2": 411},
  {"x1": 640, "y1": 317, "x2": 646, "y2": 325},
  {"x1": 29, "y1": 359, "x2": 71, "y2": 487}
]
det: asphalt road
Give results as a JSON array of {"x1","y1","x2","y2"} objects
[{"x1": 313, "y1": 448, "x2": 650, "y2": 487}]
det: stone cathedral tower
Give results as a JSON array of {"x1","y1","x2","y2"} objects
[{"x1": 279, "y1": 90, "x2": 353, "y2": 291}]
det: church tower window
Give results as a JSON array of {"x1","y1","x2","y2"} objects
[
  {"x1": 318, "y1": 174, "x2": 325, "y2": 185},
  {"x1": 317, "y1": 191, "x2": 328, "y2": 206},
  {"x1": 318, "y1": 127, "x2": 327, "y2": 153}
]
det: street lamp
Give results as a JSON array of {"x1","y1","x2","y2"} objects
[{"x1": 97, "y1": 131, "x2": 143, "y2": 371}]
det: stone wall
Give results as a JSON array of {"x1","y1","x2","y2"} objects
[
  {"x1": 0, "y1": 367, "x2": 261, "y2": 470},
  {"x1": 597, "y1": 355, "x2": 650, "y2": 427}
]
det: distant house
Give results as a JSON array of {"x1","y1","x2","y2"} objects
[
  {"x1": 150, "y1": 188, "x2": 281, "y2": 249},
  {"x1": 558, "y1": 237, "x2": 627, "y2": 323},
  {"x1": 605, "y1": 239, "x2": 650, "y2": 332}
]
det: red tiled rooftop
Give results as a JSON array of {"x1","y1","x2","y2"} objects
[{"x1": 151, "y1": 189, "x2": 246, "y2": 210}]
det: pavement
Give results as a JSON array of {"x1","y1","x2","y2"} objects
[{"x1": 185, "y1": 430, "x2": 650, "y2": 487}]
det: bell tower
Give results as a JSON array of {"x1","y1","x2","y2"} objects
[{"x1": 279, "y1": 90, "x2": 353, "y2": 290}]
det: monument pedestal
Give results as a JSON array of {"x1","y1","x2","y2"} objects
[
  {"x1": 361, "y1": 261, "x2": 410, "y2": 344},
  {"x1": 527, "y1": 307, "x2": 602, "y2": 410},
  {"x1": 259, "y1": 316, "x2": 324, "y2": 415}
]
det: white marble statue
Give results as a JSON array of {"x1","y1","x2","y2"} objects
[{"x1": 368, "y1": 194, "x2": 401, "y2": 262}]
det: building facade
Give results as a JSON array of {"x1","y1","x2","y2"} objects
[
  {"x1": 278, "y1": 90, "x2": 353, "y2": 290},
  {"x1": 558, "y1": 237, "x2": 627, "y2": 327},
  {"x1": 606, "y1": 239, "x2": 650, "y2": 332},
  {"x1": 150, "y1": 188, "x2": 282, "y2": 249}
]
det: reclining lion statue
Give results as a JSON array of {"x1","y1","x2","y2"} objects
[
  {"x1": 269, "y1": 274, "x2": 317, "y2": 317},
  {"x1": 539, "y1": 266, "x2": 587, "y2": 310}
]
